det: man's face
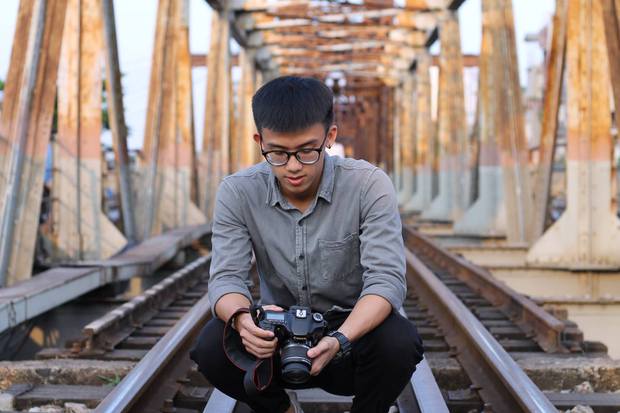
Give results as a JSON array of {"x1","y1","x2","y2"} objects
[{"x1": 254, "y1": 123, "x2": 337, "y2": 201}]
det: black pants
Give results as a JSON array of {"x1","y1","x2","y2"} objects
[{"x1": 190, "y1": 311, "x2": 424, "y2": 413}]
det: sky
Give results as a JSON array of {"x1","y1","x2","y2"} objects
[{"x1": 0, "y1": 0, "x2": 555, "y2": 150}]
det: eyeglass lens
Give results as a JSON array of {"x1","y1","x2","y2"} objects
[{"x1": 266, "y1": 149, "x2": 320, "y2": 165}]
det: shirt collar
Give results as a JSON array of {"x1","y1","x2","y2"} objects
[{"x1": 266, "y1": 154, "x2": 335, "y2": 207}]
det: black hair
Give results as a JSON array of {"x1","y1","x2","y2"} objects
[{"x1": 252, "y1": 76, "x2": 334, "y2": 134}]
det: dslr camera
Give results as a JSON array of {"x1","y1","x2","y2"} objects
[{"x1": 255, "y1": 305, "x2": 327, "y2": 384}]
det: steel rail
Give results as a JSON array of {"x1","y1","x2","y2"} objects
[
  {"x1": 403, "y1": 225, "x2": 567, "y2": 352},
  {"x1": 203, "y1": 389, "x2": 237, "y2": 412},
  {"x1": 95, "y1": 286, "x2": 212, "y2": 412},
  {"x1": 397, "y1": 307, "x2": 449, "y2": 413},
  {"x1": 82, "y1": 255, "x2": 210, "y2": 353},
  {"x1": 405, "y1": 247, "x2": 557, "y2": 412}
]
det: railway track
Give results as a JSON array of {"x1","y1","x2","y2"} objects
[
  {"x1": 3, "y1": 228, "x2": 618, "y2": 412},
  {"x1": 402, "y1": 226, "x2": 591, "y2": 354},
  {"x1": 89, "y1": 254, "x2": 448, "y2": 413}
]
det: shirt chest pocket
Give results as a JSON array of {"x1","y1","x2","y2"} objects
[{"x1": 318, "y1": 233, "x2": 361, "y2": 281}]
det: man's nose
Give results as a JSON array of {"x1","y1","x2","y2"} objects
[{"x1": 285, "y1": 155, "x2": 303, "y2": 171}]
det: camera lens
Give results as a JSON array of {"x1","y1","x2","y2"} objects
[{"x1": 280, "y1": 343, "x2": 312, "y2": 384}]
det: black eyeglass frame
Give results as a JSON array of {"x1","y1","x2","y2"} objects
[{"x1": 259, "y1": 133, "x2": 329, "y2": 166}]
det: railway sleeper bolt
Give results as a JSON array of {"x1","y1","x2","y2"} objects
[
  {"x1": 70, "y1": 341, "x2": 83, "y2": 354},
  {"x1": 162, "y1": 398, "x2": 176, "y2": 412},
  {"x1": 482, "y1": 402, "x2": 494, "y2": 412},
  {"x1": 469, "y1": 384, "x2": 482, "y2": 391}
]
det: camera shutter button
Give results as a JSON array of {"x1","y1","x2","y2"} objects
[{"x1": 312, "y1": 313, "x2": 323, "y2": 322}]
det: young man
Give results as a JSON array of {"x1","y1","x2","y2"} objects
[{"x1": 190, "y1": 76, "x2": 424, "y2": 413}]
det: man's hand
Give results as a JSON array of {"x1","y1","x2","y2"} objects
[
  {"x1": 234, "y1": 304, "x2": 283, "y2": 359},
  {"x1": 307, "y1": 336, "x2": 340, "y2": 376}
]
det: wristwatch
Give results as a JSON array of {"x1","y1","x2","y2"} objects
[{"x1": 327, "y1": 331, "x2": 352, "y2": 359}]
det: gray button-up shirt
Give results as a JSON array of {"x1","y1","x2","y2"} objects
[{"x1": 208, "y1": 154, "x2": 406, "y2": 315}]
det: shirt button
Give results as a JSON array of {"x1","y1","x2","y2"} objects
[
  {"x1": 299, "y1": 254, "x2": 304, "y2": 260},
  {"x1": 301, "y1": 285, "x2": 307, "y2": 290},
  {"x1": 298, "y1": 221, "x2": 303, "y2": 226}
]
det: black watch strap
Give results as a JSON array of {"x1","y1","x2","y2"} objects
[{"x1": 328, "y1": 331, "x2": 352, "y2": 357}]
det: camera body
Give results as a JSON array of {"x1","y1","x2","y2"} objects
[{"x1": 256, "y1": 306, "x2": 327, "y2": 384}]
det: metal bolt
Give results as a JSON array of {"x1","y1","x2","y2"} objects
[{"x1": 162, "y1": 399, "x2": 175, "y2": 412}]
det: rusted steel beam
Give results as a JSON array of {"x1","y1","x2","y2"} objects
[
  {"x1": 190, "y1": 53, "x2": 239, "y2": 67},
  {"x1": 234, "y1": 0, "x2": 444, "y2": 12},
  {"x1": 392, "y1": 85, "x2": 403, "y2": 190},
  {"x1": 404, "y1": 52, "x2": 433, "y2": 213},
  {"x1": 385, "y1": 87, "x2": 396, "y2": 175},
  {"x1": 140, "y1": 0, "x2": 205, "y2": 238},
  {"x1": 253, "y1": 25, "x2": 425, "y2": 41},
  {"x1": 496, "y1": 0, "x2": 533, "y2": 243},
  {"x1": 239, "y1": 10, "x2": 439, "y2": 30},
  {"x1": 455, "y1": 0, "x2": 532, "y2": 242},
  {"x1": 252, "y1": 69, "x2": 265, "y2": 164},
  {"x1": 398, "y1": 72, "x2": 416, "y2": 206},
  {"x1": 0, "y1": 0, "x2": 68, "y2": 287},
  {"x1": 527, "y1": 0, "x2": 620, "y2": 268},
  {"x1": 420, "y1": 10, "x2": 467, "y2": 222},
  {"x1": 454, "y1": 0, "x2": 502, "y2": 236},
  {"x1": 601, "y1": 0, "x2": 620, "y2": 136},
  {"x1": 101, "y1": 0, "x2": 137, "y2": 243},
  {"x1": 200, "y1": 8, "x2": 232, "y2": 216},
  {"x1": 174, "y1": 1, "x2": 206, "y2": 229},
  {"x1": 140, "y1": 0, "x2": 171, "y2": 239},
  {"x1": 53, "y1": 0, "x2": 127, "y2": 261},
  {"x1": 530, "y1": 0, "x2": 567, "y2": 240},
  {"x1": 237, "y1": 49, "x2": 258, "y2": 170},
  {"x1": 431, "y1": 53, "x2": 478, "y2": 67}
]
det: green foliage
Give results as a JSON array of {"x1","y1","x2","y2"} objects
[
  {"x1": 98, "y1": 374, "x2": 122, "y2": 386},
  {"x1": 0, "y1": 79, "x2": 5, "y2": 91},
  {"x1": 102, "y1": 82, "x2": 110, "y2": 130}
]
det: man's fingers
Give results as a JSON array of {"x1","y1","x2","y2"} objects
[
  {"x1": 242, "y1": 337, "x2": 276, "y2": 356},
  {"x1": 307, "y1": 341, "x2": 328, "y2": 359},
  {"x1": 240, "y1": 319, "x2": 275, "y2": 339},
  {"x1": 245, "y1": 343, "x2": 274, "y2": 359},
  {"x1": 310, "y1": 354, "x2": 327, "y2": 375},
  {"x1": 261, "y1": 304, "x2": 284, "y2": 312},
  {"x1": 241, "y1": 333, "x2": 278, "y2": 350}
]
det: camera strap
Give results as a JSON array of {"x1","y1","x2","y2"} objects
[{"x1": 223, "y1": 306, "x2": 274, "y2": 397}]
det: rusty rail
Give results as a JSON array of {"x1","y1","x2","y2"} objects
[
  {"x1": 81, "y1": 255, "x2": 210, "y2": 354},
  {"x1": 94, "y1": 286, "x2": 212, "y2": 413},
  {"x1": 404, "y1": 248, "x2": 557, "y2": 412},
  {"x1": 403, "y1": 226, "x2": 568, "y2": 352}
]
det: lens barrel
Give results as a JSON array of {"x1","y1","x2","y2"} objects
[{"x1": 280, "y1": 343, "x2": 312, "y2": 384}]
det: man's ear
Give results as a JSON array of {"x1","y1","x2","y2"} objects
[
  {"x1": 327, "y1": 125, "x2": 338, "y2": 148},
  {"x1": 253, "y1": 133, "x2": 261, "y2": 144}
]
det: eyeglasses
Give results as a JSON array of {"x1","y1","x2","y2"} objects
[{"x1": 260, "y1": 134, "x2": 328, "y2": 167}]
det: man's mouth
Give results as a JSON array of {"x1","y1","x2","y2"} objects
[{"x1": 286, "y1": 176, "x2": 305, "y2": 186}]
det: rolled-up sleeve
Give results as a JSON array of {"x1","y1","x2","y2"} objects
[
  {"x1": 358, "y1": 169, "x2": 406, "y2": 310},
  {"x1": 207, "y1": 179, "x2": 254, "y2": 316}
]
